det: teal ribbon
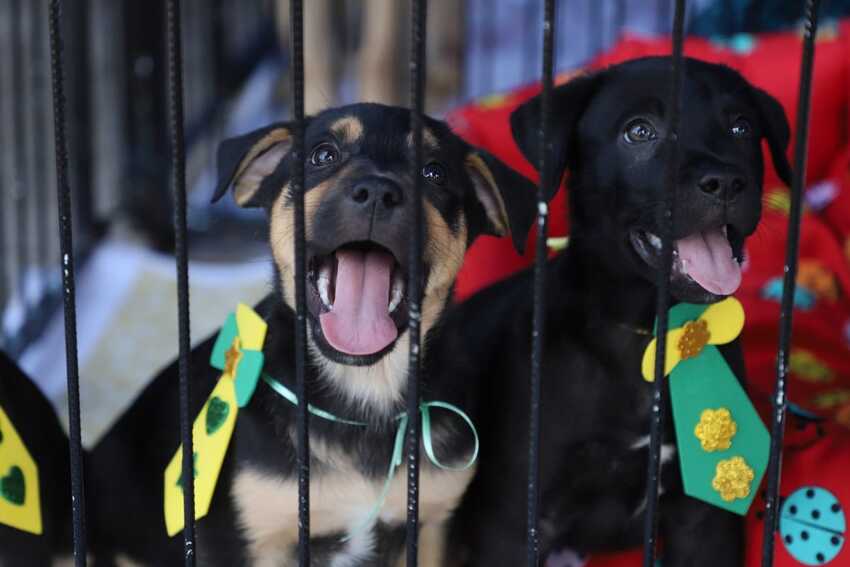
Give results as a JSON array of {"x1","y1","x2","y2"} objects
[{"x1": 260, "y1": 373, "x2": 479, "y2": 540}]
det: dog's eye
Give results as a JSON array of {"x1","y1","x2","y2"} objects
[
  {"x1": 310, "y1": 143, "x2": 339, "y2": 167},
  {"x1": 623, "y1": 120, "x2": 657, "y2": 144},
  {"x1": 422, "y1": 162, "x2": 447, "y2": 185},
  {"x1": 730, "y1": 118, "x2": 752, "y2": 138}
]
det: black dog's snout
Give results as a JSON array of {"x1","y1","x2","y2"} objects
[
  {"x1": 697, "y1": 172, "x2": 747, "y2": 201},
  {"x1": 349, "y1": 177, "x2": 404, "y2": 210}
]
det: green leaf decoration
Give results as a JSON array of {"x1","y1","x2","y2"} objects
[
  {"x1": 234, "y1": 351, "x2": 264, "y2": 408},
  {"x1": 176, "y1": 452, "x2": 199, "y2": 489},
  {"x1": 210, "y1": 314, "x2": 238, "y2": 370},
  {"x1": 205, "y1": 397, "x2": 230, "y2": 435},
  {"x1": 1, "y1": 465, "x2": 25, "y2": 505}
]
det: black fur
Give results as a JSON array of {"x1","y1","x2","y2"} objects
[
  {"x1": 448, "y1": 58, "x2": 791, "y2": 565},
  {"x1": 0, "y1": 351, "x2": 72, "y2": 565},
  {"x1": 89, "y1": 103, "x2": 537, "y2": 565}
]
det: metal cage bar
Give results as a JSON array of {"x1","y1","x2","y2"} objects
[
  {"x1": 527, "y1": 0, "x2": 556, "y2": 565},
  {"x1": 11, "y1": 0, "x2": 31, "y2": 312},
  {"x1": 406, "y1": 0, "x2": 427, "y2": 564},
  {"x1": 165, "y1": 0, "x2": 197, "y2": 564},
  {"x1": 47, "y1": 1, "x2": 88, "y2": 564},
  {"x1": 642, "y1": 1, "x2": 686, "y2": 565},
  {"x1": 288, "y1": 1, "x2": 311, "y2": 565},
  {"x1": 31, "y1": 0, "x2": 51, "y2": 316},
  {"x1": 761, "y1": 1, "x2": 821, "y2": 564}
]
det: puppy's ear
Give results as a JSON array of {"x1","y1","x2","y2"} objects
[
  {"x1": 213, "y1": 123, "x2": 296, "y2": 207},
  {"x1": 509, "y1": 73, "x2": 602, "y2": 200},
  {"x1": 465, "y1": 150, "x2": 538, "y2": 254},
  {"x1": 749, "y1": 87, "x2": 792, "y2": 187}
]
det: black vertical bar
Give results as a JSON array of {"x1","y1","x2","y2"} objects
[
  {"x1": 614, "y1": 0, "x2": 626, "y2": 41},
  {"x1": 165, "y1": 1, "x2": 196, "y2": 564},
  {"x1": 521, "y1": 1, "x2": 538, "y2": 86},
  {"x1": 528, "y1": 1, "x2": 555, "y2": 565},
  {"x1": 31, "y1": 0, "x2": 50, "y2": 293},
  {"x1": 288, "y1": 1, "x2": 310, "y2": 565},
  {"x1": 642, "y1": 1, "x2": 685, "y2": 565},
  {"x1": 406, "y1": 0, "x2": 426, "y2": 564},
  {"x1": 47, "y1": 2, "x2": 87, "y2": 565},
  {"x1": 12, "y1": 0, "x2": 31, "y2": 307},
  {"x1": 0, "y1": 17, "x2": 8, "y2": 325},
  {"x1": 761, "y1": 2, "x2": 820, "y2": 565},
  {"x1": 477, "y1": 0, "x2": 493, "y2": 97}
]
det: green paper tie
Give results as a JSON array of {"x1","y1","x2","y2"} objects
[{"x1": 657, "y1": 302, "x2": 770, "y2": 516}]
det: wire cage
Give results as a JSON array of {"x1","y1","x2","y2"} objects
[{"x1": 3, "y1": 0, "x2": 825, "y2": 564}]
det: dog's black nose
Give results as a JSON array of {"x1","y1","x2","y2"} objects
[
  {"x1": 698, "y1": 172, "x2": 747, "y2": 201},
  {"x1": 350, "y1": 178, "x2": 404, "y2": 210}
]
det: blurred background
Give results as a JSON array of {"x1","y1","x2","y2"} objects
[{"x1": 1, "y1": 0, "x2": 850, "y2": 446}]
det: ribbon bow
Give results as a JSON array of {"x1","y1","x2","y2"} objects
[
  {"x1": 263, "y1": 374, "x2": 478, "y2": 541},
  {"x1": 639, "y1": 297, "x2": 769, "y2": 516}
]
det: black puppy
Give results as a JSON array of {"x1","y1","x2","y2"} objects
[
  {"x1": 0, "y1": 351, "x2": 72, "y2": 566},
  {"x1": 446, "y1": 57, "x2": 792, "y2": 565},
  {"x1": 89, "y1": 103, "x2": 536, "y2": 566}
]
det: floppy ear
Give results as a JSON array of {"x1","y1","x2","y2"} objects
[
  {"x1": 509, "y1": 73, "x2": 602, "y2": 200},
  {"x1": 749, "y1": 87, "x2": 792, "y2": 187},
  {"x1": 465, "y1": 150, "x2": 538, "y2": 254},
  {"x1": 212, "y1": 123, "x2": 295, "y2": 207}
]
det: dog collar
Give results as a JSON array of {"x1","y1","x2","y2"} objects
[
  {"x1": 641, "y1": 297, "x2": 769, "y2": 515},
  {"x1": 163, "y1": 303, "x2": 478, "y2": 541},
  {"x1": 262, "y1": 372, "x2": 478, "y2": 541},
  {"x1": 0, "y1": 404, "x2": 42, "y2": 535}
]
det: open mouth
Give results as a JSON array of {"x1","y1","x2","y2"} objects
[
  {"x1": 629, "y1": 225, "x2": 745, "y2": 297},
  {"x1": 307, "y1": 242, "x2": 409, "y2": 360}
]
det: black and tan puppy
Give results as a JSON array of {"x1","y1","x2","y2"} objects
[
  {"x1": 0, "y1": 351, "x2": 72, "y2": 566},
  {"x1": 89, "y1": 103, "x2": 536, "y2": 566},
  {"x1": 446, "y1": 58, "x2": 792, "y2": 565}
]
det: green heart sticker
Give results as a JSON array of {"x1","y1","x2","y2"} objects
[
  {"x1": 1, "y1": 465, "x2": 25, "y2": 506},
  {"x1": 205, "y1": 397, "x2": 230, "y2": 435},
  {"x1": 176, "y1": 452, "x2": 199, "y2": 489}
]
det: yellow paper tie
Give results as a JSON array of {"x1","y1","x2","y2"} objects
[
  {"x1": 164, "y1": 303, "x2": 267, "y2": 537},
  {"x1": 0, "y1": 405, "x2": 42, "y2": 534}
]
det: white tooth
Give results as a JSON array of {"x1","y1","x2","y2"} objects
[
  {"x1": 722, "y1": 226, "x2": 728, "y2": 237},
  {"x1": 647, "y1": 233, "x2": 662, "y2": 250},
  {"x1": 388, "y1": 272, "x2": 404, "y2": 313},
  {"x1": 317, "y1": 263, "x2": 333, "y2": 309}
]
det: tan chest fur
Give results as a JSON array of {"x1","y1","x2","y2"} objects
[{"x1": 232, "y1": 458, "x2": 475, "y2": 565}]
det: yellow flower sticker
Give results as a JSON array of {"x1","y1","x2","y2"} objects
[
  {"x1": 642, "y1": 297, "x2": 745, "y2": 381},
  {"x1": 694, "y1": 408, "x2": 737, "y2": 452},
  {"x1": 712, "y1": 456, "x2": 754, "y2": 502}
]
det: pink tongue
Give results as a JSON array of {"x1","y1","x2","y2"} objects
[
  {"x1": 319, "y1": 249, "x2": 398, "y2": 355},
  {"x1": 675, "y1": 229, "x2": 742, "y2": 295}
]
